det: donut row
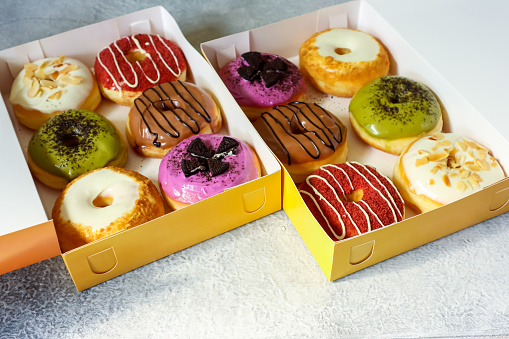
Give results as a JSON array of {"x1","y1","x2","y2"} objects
[
  {"x1": 216, "y1": 28, "x2": 506, "y2": 242},
  {"x1": 9, "y1": 34, "x2": 261, "y2": 252}
]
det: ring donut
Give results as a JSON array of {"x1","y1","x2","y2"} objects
[
  {"x1": 94, "y1": 34, "x2": 187, "y2": 106},
  {"x1": 126, "y1": 81, "x2": 222, "y2": 158},
  {"x1": 349, "y1": 76, "x2": 443, "y2": 155},
  {"x1": 253, "y1": 102, "x2": 347, "y2": 183},
  {"x1": 299, "y1": 162, "x2": 405, "y2": 241},
  {"x1": 27, "y1": 109, "x2": 127, "y2": 190},
  {"x1": 52, "y1": 166, "x2": 165, "y2": 252},
  {"x1": 299, "y1": 28, "x2": 390, "y2": 97},
  {"x1": 393, "y1": 132, "x2": 505, "y2": 213},
  {"x1": 9, "y1": 56, "x2": 101, "y2": 130}
]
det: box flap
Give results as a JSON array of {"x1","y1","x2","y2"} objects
[{"x1": 366, "y1": 0, "x2": 509, "y2": 141}]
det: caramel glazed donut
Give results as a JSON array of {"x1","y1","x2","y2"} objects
[
  {"x1": 253, "y1": 102, "x2": 347, "y2": 183},
  {"x1": 299, "y1": 162, "x2": 405, "y2": 241},
  {"x1": 299, "y1": 28, "x2": 390, "y2": 97},
  {"x1": 52, "y1": 167, "x2": 165, "y2": 252},
  {"x1": 126, "y1": 81, "x2": 222, "y2": 158},
  {"x1": 94, "y1": 34, "x2": 187, "y2": 106}
]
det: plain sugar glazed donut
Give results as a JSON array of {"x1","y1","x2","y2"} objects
[
  {"x1": 218, "y1": 51, "x2": 306, "y2": 120},
  {"x1": 126, "y1": 81, "x2": 222, "y2": 158},
  {"x1": 393, "y1": 132, "x2": 505, "y2": 213},
  {"x1": 299, "y1": 28, "x2": 390, "y2": 97},
  {"x1": 299, "y1": 162, "x2": 404, "y2": 241},
  {"x1": 27, "y1": 109, "x2": 127, "y2": 190},
  {"x1": 158, "y1": 134, "x2": 261, "y2": 210},
  {"x1": 52, "y1": 166, "x2": 165, "y2": 252},
  {"x1": 94, "y1": 34, "x2": 187, "y2": 106},
  {"x1": 253, "y1": 102, "x2": 347, "y2": 183},
  {"x1": 349, "y1": 76, "x2": 443, "y2": 155},
  {"x1": 9, "y1": 56, "x2": 101, "y2": 130}
]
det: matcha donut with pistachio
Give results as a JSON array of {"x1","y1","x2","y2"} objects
[
  {"x1": 349, "y1": 76, "x2": 442, "y2": 155},
  {"x1": 27, "y1": 109, "x2": 127, "y2": 189}
]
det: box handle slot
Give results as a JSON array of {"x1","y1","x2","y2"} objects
[
  {"x1": 242, "y1": 187, "x2": 266, "y2": 213},
  {"x1": 489, "y1": 187, "x2": 509, "y2": 211},
  {"x1": 349, "y1": 240, "x2": 375, "y2": 265},
  {"x1": 87, "y1": 247, "x2": 118, "y2": 274}
]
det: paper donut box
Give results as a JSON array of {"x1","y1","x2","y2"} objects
[
  {"x1": 0, "y1": 7, "x2": 282, "y2": 291},
  {"x1": 201, "y1": 0, "x2": 509, "y2": 281}
]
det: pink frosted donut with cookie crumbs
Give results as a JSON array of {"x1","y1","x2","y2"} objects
[
  {"x1": 218, "y1": 51, "x2": 306, "y2": 120},
  {"x1": 158, "y1": 134, "x2": 261, "y2": 210}
]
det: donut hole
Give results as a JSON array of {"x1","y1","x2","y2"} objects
[
  {"x1": 289, "y1": 118, "x2": 306, "y2": 134},
  {"x1": 153, "y1": 101, "x2": 173, "y2": 112},
  {"x1": 346, "y1": 189, "x2": 364, "y2": 202},
  {"x1": 62, "y1": 134, "x2": 82, "y2": 147},
  {"x1": 334, "y1": 47, "x2": 352, "y2": 56},
  {"x1": 126, "y1": 50, "x2": 147, "y2": 63},
  {"x1": 92, "y1": 195, "x2": 113, "y2": 208}
]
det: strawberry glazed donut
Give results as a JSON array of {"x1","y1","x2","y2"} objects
[
  {"x1": 218, "y1": 51, "x2": 306, "y2": 121},
  {"x1": 299, "y1": 162, "x2": 404, "y2": 241},
  {"x1": 158, "y1": 134, "x2": 261, "y2": 210},
  {"x1": 94, "y1": 34, "x2": 187, "y2": 106}
]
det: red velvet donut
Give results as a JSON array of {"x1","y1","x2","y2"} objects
[
  {"x1": 299, "y1": 162, "x2": 404, "y2": 241},
  {"x1": 94, "y1": 33, "x2": 187, "y2": 106}
]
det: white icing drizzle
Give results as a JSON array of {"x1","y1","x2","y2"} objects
[
  {"x1": 315, "y1": 28, "x2": 380, "y2": 63},
  {"x1": 60, "y1": 168, "x2": 140, "y2": 230},
  {"x1": 9, "y1": 57, "x2": 94, "y2": 114},
  {"x1": 96, "y1": 34, "x2": 183, "y2": 93},
  {"x1": 299, "y1": 162, "x2": 403, "y2": 241},
  {"x1": 401, "y1": 133, "x2": 505, "y2": 204}
]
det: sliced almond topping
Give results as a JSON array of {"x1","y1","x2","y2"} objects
[
  {"x1": 471, "y1": 173, "x2": 482, "y2": 182},
  {"x1": 456, "y1": 141, "x2": 468, "y2": 152},
  {"x1": 431, "y1": 145, "x2": 438, "y2": 152},
  {"x1": 430, "y1": 166, "x2": 439, "y2": 175},
  {"x1": 432, "y1": 132, "x2": 444, "y2": 140},
  {"x1": 475, "y1": 142, "x2": 488, "y2": 151},
  {"x1": 464, "y1": 140, "x2": 478, "y2": 149},
  {"x1": 468, "y1": 175, "x2": 480, "y2": 187},
  {"x1": 441, "y1": 139, "x2": 452, "y2": 146},
  {"x1": 465, "y1": 162, "x2": 481, "y2": 172},
  {"x1": 491, "y1": 161, "x2": 499, "y2": 168},
  {"x1": 24, "y1": 63, "x2": 37, "y2": 72},
  {"x1": 449, "y1": 172, "x2": 458, "y2": 178},
  {"x1": 59, "y1": 64, "x2": 78, "y2": 76},
  {"x1": 27, "y1": 78, "x2": 40, "y2": 98},
  {"x1": 455, "y1": 180, "x2": 466, "y2": 191},
  {"x1": 478, "y1": 150, "x2": 488, "y2": 159},
  {"x1": 460, "y1": 170, "x2": 470, "y2": 179},
  {"x1": 23, "y1": 77, "x2": 32, "y2": 87},
  {"x1": 48, "y1": 90, "x2": 62, "y2": 100},
  {"x1": 428, "y1": 152, "x2": 449, "y2": 162},
  {"x1": 442, "y1": 174, "x2": 451, "y2": 187},
  {"x1": 465, "y1": 180, "x2": 473, "y2": 190},
  {"x1": 467, "y1": 151, "x2": 476, "y2": 159},
  {"x1": 477, "y1": 159, "x2": 490, "y2": 171},
  {"x1": 429, "y1": 179, "x2": 435, "y2": 185},
  {"x1": 415, "y1": 157, "x2": 429, "y2": 167},
  {"x1": 40, "y1": 79, "x2": 57, "y2": 88}
]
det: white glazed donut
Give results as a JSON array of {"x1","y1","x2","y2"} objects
[
  {"x1": 393, "y1": 132, "x2": 505, "y2": 213},
  {"x1": 299, "y1": 28, "x2": 390, "y2": 97},
  {"x1": 9, "y1": 56, "x2": 101, "y2": 129},
  {"x1": 52, "y1": 167, "x2": 165, "y2": 252}
]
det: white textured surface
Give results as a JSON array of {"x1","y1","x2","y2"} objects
[{"x1": 1, "y1": 0, "x2": 509, "y2": 338}]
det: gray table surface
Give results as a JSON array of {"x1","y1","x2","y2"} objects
[{"x1": 1, "y1": 0, "x2": 509, "y2": 338}]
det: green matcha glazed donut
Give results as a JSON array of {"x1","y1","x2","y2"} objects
[
  {"x1": 27, "y1": 109, "x2": 127, "y2": 189},
  {"x1": 349, "y1": 76, "x2": 443, "y2": 155}
]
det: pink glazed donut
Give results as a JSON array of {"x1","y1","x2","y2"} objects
[
  {"x1": 218, "y1": 51, "x2": 306, "y2": 120},
  {"x1": 158, "y1": 134, "x2": 261, "y2": 210}
]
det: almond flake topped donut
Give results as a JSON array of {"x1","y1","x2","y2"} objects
[
  {"x1": 393, "y1": 132, "x2": 506, "y2": 213},
  {"x1": 94, "y1": 34, "x2": 187, "y2": 106}
]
